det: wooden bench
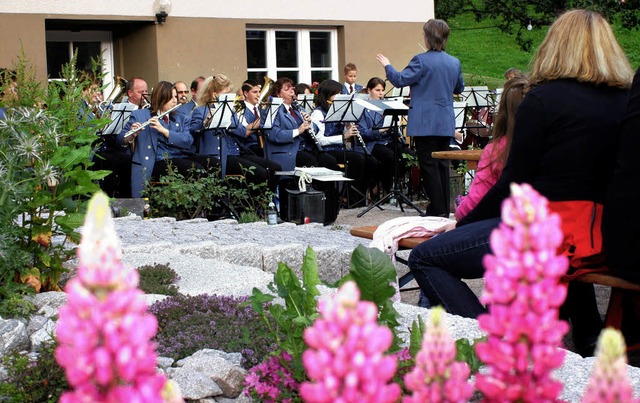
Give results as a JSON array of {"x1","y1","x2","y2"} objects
[{"x1": 351, "y1": 225, "x2": 640, "y2": 350}]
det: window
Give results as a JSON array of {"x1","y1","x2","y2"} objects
[
  {"x1": 246, "y1": 28, "x2": 337, "y2": 86},
  {"x1": 45, "y1": 31, "x2": 114, "y2": 94}
]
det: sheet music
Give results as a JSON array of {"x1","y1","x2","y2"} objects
[
  {"x1": 102, "y1": 102, "x2": 136, "y2": 136},
  {"x1": 205, "y1": 93, "x2": 236, "y2": 129},
  {"x1": 262, "y1": 97, "x2": 284, "y2": 130}
]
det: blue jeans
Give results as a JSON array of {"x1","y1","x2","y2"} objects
[{"x1": 408, "y1": 217, "x2": 500, "y2": 318}]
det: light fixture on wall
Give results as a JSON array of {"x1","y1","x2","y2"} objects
[{"x1": 153, "y1": 0, "x2": 172, "y2": 24}]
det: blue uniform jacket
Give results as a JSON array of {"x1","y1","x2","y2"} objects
[
  {"x1": 265, "y1": 105, "x2": 304, "y2": 171},
  {"x1": 385, "y1": 51, "x2": 464, "y2": 137},
  {"x1": 356, "y1": 109, "x2": 392, "y2": 154},
  {"x1": 190, "y1": 105, "x2": 240, "y2": 177},
  {"x1": 117, "y1": 108, "x2": 193, "y2": 197},
  {"x1": 341, "y1": 83, "x2": 363, "y2": 94},
  {"x1": 232, "y1": 106, "x2": 262, "y2": 153}
]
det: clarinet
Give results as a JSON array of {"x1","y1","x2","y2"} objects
[
  {"x1": 352, "y1": 124, "x2": 371, "y2": 156},
  {"x1": 292, "y1": 101, "x2": 324, "y2": 152}
]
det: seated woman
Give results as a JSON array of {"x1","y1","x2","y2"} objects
[
  {"x1": 455, "y1": 76, "x2": 528, "y2": 220},
  {"x1": 118, "y1": 81, "x2": 217, "y2": 198},
  {"x1": 265, "y1": 77, "x2": 340, "y2": 222},
  {"x1": 356, "y1": 77, "x2": 406, "y2": 197},
  {"x1": 310, "y1": 79, "x2": 371, "y2": 207},
  {"x1": 407, "y1": 9, "x2": 633, "y2": 356},
  {"x1": 190, "y1": 75, "x2": 274, "y2": 192}
]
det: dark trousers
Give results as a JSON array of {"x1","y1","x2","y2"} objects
[
  {"x1": 152, "y1": 155, "x2": 219, "y2": 179},
  {"x1": 408, "y1": 216, "x2": 603, "y2": 354},
  {"x1": 414, "y1": 136, "x2": 451, "y2": 216}
]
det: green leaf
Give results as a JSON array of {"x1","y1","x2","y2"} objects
[
  {"x1": 54, "y1": 212, "x2": 85, "y2": 232},
  {"x1": 301, "y1": 246, "x2": 320, "y2": 313},
  {"x1": 409, "y1": 315, "x2": 426, "y2": 357},
  {"x1": 349, "y1": 245, "x2": 397, "y2": 303},
  {"x1": 455, "y1": 337, "x2": 484, "y2": 374}
]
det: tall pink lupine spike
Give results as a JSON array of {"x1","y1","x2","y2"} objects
[
  {"x1": 475, "y1": 183, "x2": 569, "y2": 402},
  {"x1": 300, "y1": 281, "x2": 401, "y2": 403},
  {"x1": 402, "y1": 307, "x2": 473, "y2": 403},
  {"x1": 55, "y1": 192, "x2": 176, "y2": 402},
  {"x1": 582, "y1": 328, "x2": 639, "y2": 402}
]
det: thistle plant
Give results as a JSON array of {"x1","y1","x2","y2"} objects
[
  {"x1": 300, "y1": 281, "x2": 401, "y2": 403},
  {"x1": 582, "y1": 327, "x2": 639, "y2": 402},
  {"x1": 55, "y1": 192, "x2": 178, "y2": 402},
  {"x1": 0, "y1": 53, "x2": 108, "y2": 308},
  {"x1": 402, "y1": 307, "x2": 473, "y2": 403},
  {"x1": 475, "y1": 183, "x2": 570, "y2": 401}
]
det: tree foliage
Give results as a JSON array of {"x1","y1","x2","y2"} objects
[{"x1": 435, "y1": 0, "x2": 640, "y2": 51}]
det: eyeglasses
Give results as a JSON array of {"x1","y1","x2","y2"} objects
[{"x1": 177, "y1": 90, "x2": 189, "y2": 94}]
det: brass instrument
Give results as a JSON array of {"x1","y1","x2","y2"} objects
[
  {"x1": 94, "y1": 76, "x2": 128, "y2": 118},
  {"x1": 123, "y1": 104, "x2": 181, "y2": 140},
  {"x1": 257, "y1": 76, "x2": 274, "y2": 107},
  {"x1": 292, "y1": 100, "x2": 323, "y2": 152}
]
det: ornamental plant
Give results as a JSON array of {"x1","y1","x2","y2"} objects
[
  {"x1": 54, "y1": 192, "x2": 178, "y2": 402},
  {"x1": 0, "y1": 52, "x2": 108, "y2": 310},
  {"x1": 402, "y1": 307, "x2": 473, "y2": 403},
  {"x1": 475, "y1": 183, "x2": 570, "y2": 401},
  {"x1": 582, "y1": 327, "x2": 639, "y2": 403},
  {"x1": 300, "y1": 281, "x2": 401, "y2": 402}
]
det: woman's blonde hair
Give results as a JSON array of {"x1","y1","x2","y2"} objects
[
  {"x1": 529, "y1": 9, "x2": 633, "y2": 89},
  {"x1": 198, "y1": 74, "x2": 233, "y2": 106}
]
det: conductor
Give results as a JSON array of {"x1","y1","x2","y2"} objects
[{"x1": 377, "y1": 19, "x2": 464, "y2": 217}]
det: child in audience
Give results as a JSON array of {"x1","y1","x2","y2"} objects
[{"x1": 455, "y1": 76, "x2": 528, "y2": 220}]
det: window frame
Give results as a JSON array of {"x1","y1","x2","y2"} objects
[
  {"x1": 45, "y1": 30, "x2": 115, "y2": 95},
  {"x1": 247, "y1": 27, "x2": 338, "y2": 84}
]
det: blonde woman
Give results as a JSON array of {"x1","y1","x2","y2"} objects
[{"x1": 408, "y1": 9, "x2": 632, "y2": 357}]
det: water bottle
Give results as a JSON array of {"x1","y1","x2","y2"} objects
[{"x1": 267, "y1": 202, "x2": 277, "y2": 225}]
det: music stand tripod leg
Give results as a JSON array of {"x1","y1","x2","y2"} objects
[{"x1": 357, "y1": 114, "x2": 425, "y2": 218}]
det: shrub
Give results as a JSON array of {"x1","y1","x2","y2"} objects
[
  {"x1": 149, "y1": 293, "x2": 279, "y2": 368},
  {"x1": 0, "y1": 341, "x2": 68, "y2": 402},
  {"x1": 143, "y1": 163, "x2": 273, "y2": 221},
  {"x1": 0, "y1": 52, "x2": 108, "y2": 310},
  {"x1": 137, "y1": 262, "x2": 180, "y2": 296}
]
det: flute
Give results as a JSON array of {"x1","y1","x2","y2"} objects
[{"x1": 123, "y1": 104, "x2": 181, "y2": 139}]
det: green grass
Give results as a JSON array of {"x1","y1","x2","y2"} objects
[{"x1": 446, "y1": 13, "x2": 640, "y2": 88}]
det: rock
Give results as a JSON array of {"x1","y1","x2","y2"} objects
[
  {"x1": 29, "y1": 319, "x2": 55, "y2": 351},
  {"x1": 157, "y1": 356, "x2": 175, "y2": 370},
  {"x1": 177, "y1": 352, "x2": 246, "y2": 398},
  {"x1": 0, "y1": 318, "x2": 29, "y2": 355},
  {"x1": 170, "y1": 368, "x2": 223, "y2": 400}
]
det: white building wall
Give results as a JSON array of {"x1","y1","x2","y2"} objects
[{"x1": 0, "y1": 0, "x2": 433, "y2": 23}]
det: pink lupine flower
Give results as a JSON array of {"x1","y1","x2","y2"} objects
[
  {"x1": 475, "y1": 183, "x2": 569, "y2": 402},
  {"x1": 55, "y1": 192, "x2": 177, "y2": 402},
  {"x1": 582, "y1": 328, "x2": 639, "y2": 402},
  {"x1": 300, "y1": 281, "x2": 401, "y2": 403},
  {"x1": 402, "y1": 306, "x2": 473, "y2": 403}
]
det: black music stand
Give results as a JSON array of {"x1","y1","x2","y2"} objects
[
  {"x1": 324, "y1": 94, "x2": 376, "y2": 209},
  {"x1": 357, "y1": 100, "x2": 425, "y2": 218},
  {"x1": 297, "y1": 94, "x2": 315, "y2": 113}
]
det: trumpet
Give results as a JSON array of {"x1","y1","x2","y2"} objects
[
  {"x1": 123, "y1": 104, "x2": 181, "y2": 140},
  {"x1": 92, "y1": 76, "x2": 128, "y2": 118},
  {"x1": 292, "y1": 101, "x2": 323, "y2": 152}
]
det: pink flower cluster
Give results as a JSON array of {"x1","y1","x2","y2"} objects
[
  {"x1": 300, "y1": 281, "x2": 401, "y2": 403},
  {"x1": 243, "y1": 351, "x2": 298, "y2": 402},
  {"x1": 403, "y1": 307, "x2": 473, "y2": 403},
  {"x1": 582, "y1": 328, "x2": 639, "y2": 402},
  {"x1": 55, "y1": 193, "x2": 175, "y2": 402},
  {"x1": 475, "y1": 183, "x2": 570, "y2": 401}
]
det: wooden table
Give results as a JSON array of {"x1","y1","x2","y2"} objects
[{"x1": 432, "y1": 149, "x2": 483, "y2": 170}]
